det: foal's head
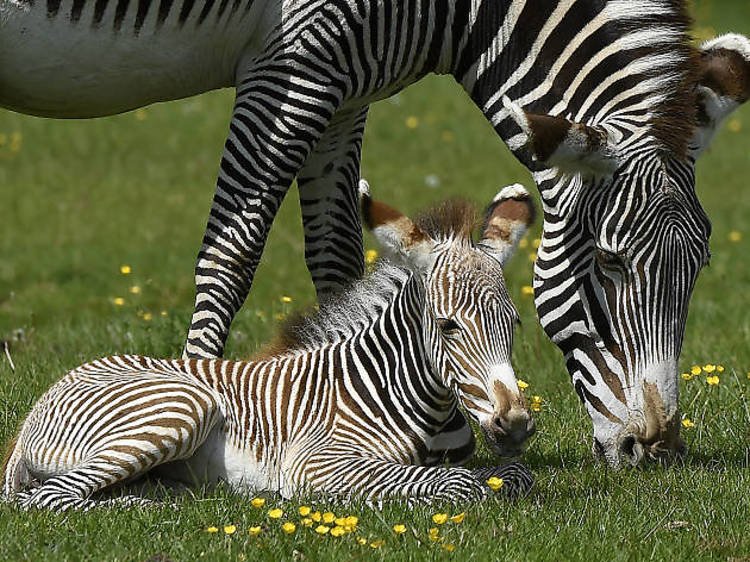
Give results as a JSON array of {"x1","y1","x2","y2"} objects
[{"x1": 361, "y1": 182, "x2": 536, "y2": 458}]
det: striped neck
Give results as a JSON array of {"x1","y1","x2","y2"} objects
[{"x1": 450, "y1": 0, "x2": 697, "y2": 169}]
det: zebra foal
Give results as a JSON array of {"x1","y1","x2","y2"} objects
[{"x1": 3, "y1": 183, "x2": 536, "y2": 511}]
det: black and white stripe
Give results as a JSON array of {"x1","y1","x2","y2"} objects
[
  {"x1": 2, "y1": 187, "x2": 535, "y2": 510},
  {"x1": 4, "y1": 1, "x2": 749, "y2": 466}
]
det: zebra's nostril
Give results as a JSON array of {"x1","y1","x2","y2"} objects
[{"x1": 618, "y1": 434, "x2": 644, "y2": 466}]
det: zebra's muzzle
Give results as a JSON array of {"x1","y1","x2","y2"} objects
[{"x1": 480, "y1": 408, "x2": 536, "y2": 458}]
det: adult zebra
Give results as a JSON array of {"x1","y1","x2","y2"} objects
[
  {"x1": 1, "y1": 1, "x2": 749, "y2": 466},
  {"x1": 3, "y1": 185, "x2": 536, "y2": 510}
]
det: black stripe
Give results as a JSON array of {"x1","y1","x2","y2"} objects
[
  {"x1": 114, "y1": 0, "x2": 130, "y2": 31},
  {"x1": 135, "y1": 0, "x2": 152, "y2": 33}
]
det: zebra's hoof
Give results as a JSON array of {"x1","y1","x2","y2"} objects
[{"x1": 472, "y1": 461, "x2": 534, "y2": 500}]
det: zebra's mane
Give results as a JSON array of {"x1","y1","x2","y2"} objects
[
  {"x1": 257, "y1": 199, "x2": 480, "y2": 357},
  {"x1": 475, "y1": 0, "x2": 701, "y2": 159},
  {"x1": 257, "y1": 262, "x2": 413, "y2": 357},
  {"x1": 617, "y1": 0, "x2": 699, "y2": 157}
]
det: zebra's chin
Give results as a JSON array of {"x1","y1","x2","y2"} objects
[{"x1": 478, "y1": 424, "x2": 531, "y2": 460}]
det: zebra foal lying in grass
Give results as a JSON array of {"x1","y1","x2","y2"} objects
[{"x1": 2, "y1": 183, "x2": 536, "y2": 511}]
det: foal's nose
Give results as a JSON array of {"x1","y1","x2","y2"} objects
[{"x1": 493, "y1": 407, "x2": 536, "y2": 446}]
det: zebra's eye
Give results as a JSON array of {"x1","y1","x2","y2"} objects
[
  {"x1": 437, "y1": 318, "x2": 462, "y2": 337},
  {"x1": 595, "y1": 247, "x2": 627, "y2": 272}
]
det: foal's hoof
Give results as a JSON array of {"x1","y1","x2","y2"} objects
[{"x1": 472, "y1": 462, "x2": 534, "y2": 500}]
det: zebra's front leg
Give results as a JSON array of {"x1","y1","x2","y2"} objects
[
  {"x1": 305, "y1": 453, "x2": 534, "y2": 504},
  {"x1": 183, "y1": 64, "x2": 341, "y2": 358},
  {"x1": 297, "y1": 106, "x2": 369, "y2": 299}
]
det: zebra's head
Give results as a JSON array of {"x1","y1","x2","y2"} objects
[
  {"x1": 501, "y1": 34, "x2": 750, "y2": 467},
  {"x1": 361, "y1": 181, "x2": 536, "y2": 458}
]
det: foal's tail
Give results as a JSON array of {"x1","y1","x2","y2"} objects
[{"x1": 2, "y1": 432, "x2": 30, "y2": 499}]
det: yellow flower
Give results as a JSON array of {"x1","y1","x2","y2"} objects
[
  {"x1": 681, "y1": 373, "x2": 693, "y2": 381},
  {"x1": 160, "y1": 310, "x2": 168, "y2": 317},
  {"x1": 690, "y1": 365, "x2": 702, "y2": 376},
  {"x1": 533, "y1": 237, "x2": 542, "y2": 249},
  {"x1": 268, "y1": 508, "x2": 283, "y2": 519},
  {"x1": 528, "y1": 252, "x2": 536, "y2": 263},
  {"x1": 370, "y1": 540, "x2": 385, "y2": 548},
  {"x1": 728, "y1": 230, "x2": 742, "y2": 243},
  {"x1": 9, "y1": 131, "x2": 22, "y2": 153},
  {"x1": 322, "y1": 512, "x2": 335, "y2": 524},
  {"x1": 405, "y1": 116, "x2": 419, "y2": 129},
  {"x1": 703, "y1": 364, "x2": 716, "y2": 373},
  {"x1": 356, "y1": 537, "x2": 367, "y2": 546},
  {"x1": 365, "y1": 249, "x2": 378, "y2": 264},
  {"x1": 330, "y1": 526, "x2": 346, "y2": 537},
  {"x1": 450, "y1": 512, "x2": 466, "y2": 524},
  {"x1": 344, "y1": 516, "x2": 358, "y2": 527},
  {"x1": 519, "y1": 238, "x2": 529, "y2": 249},
  {"x1": 486, "y1": 477, "x2": 504, "y2": 491},
  {"x1": 142, "y1": 313, "x2": 152, "y2": 321},
  {"x1": 300, "y1": 518, "x2": 313, "y2": 528},
  {"x1": 129, "y1": 285, "x2": 141, "y2": 295},
  {"x1": 706, "y1": 376, "x2": 720, "y2": 386},
  {"x1": 206, "y1": 526, "x2": 218, "y2": 533},
  {"x1": 299, "y1": 506, "x2": 311, "y2": 516},
  {"x1": 282, "y1": 522, "x2": 296, "y2": 534},
  {"x1": 717, "y1": 365, "x2": 725, "y2": 373},
  {"x1": 120, "y1": 265, "x2": 131, "y2": 275},
  {"x1": 443, "y1": 544, "x2": 456, "y2": 552},
  {"x1": 224, "y1": 525, "x2": 236, "y2": 535},
  {"x1": 251, "y1": 497, "x2": 266, "y2": 508},
  {"x1": 517, "y1": 380, "x2": 529, "y2": 390},
  {"x1": 521, "y1": 285, "x2": 534, "y2": 297},
  {"x1": 311, "y1": 511, "x2": 322, "y2": 522},
  {"x1": 248, "y1": 526, "x2": 261, "y2": 536},
  {"x1": 315, "y1": 525, "x2": 330, "y2": 535},
  {"x1": 134, "y1": 108, "x2": 148, "y2": 121},
  {"x1": 393, "y1": 524, "x2": 407, "y2": 534},
  {"x1": 428, "y1": 528, "x2": 442, "y2": 542},
  {"x1": 531, "y1": 403, "x2": 541, "y2": 412},
  {"x1": 728, "y1": 119, "x2": 742, "y2": 133},
  {"x1": 112, "y1": 297, "x2": 125, "y2": 306},
  {"x1": 281, "y1": 295, "x2": 292, "y2": 303},
  {"x1": 432, "y1": 513, "x2": 448, "y2": 525},
  {"x1": 334, "y1": 517, "x2": 347, "y2": 526},
  {"x1": 747, "y1": 372, "x2": 750, "y2": 380},
  {"x1": 682, "y1": 418, "x2": 696, "y2": 429}
]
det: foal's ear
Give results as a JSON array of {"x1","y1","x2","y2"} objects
[
  {"x1": 359, "y1": 180, "x2": 435, "y2": 272},
  {"x1": 478, "y1": 183, "x2": 535, "y2": 267},
  {"x1": 691, "y1": 33, "x2": 750, "y2": 158}
]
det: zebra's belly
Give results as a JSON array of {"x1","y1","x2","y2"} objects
[
  {"x1": 155, "y1": 429, "x2": 282, "y2": 493},
  {"x1": 0, "y1": 0, "x2": 273, "y2": 117}
]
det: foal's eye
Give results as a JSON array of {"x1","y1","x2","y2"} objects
[
  {"x1": 437, "y1": 318, "x2": 462, "y2": 337},
  {"x1": 595, "y1": 247, "x2": 628, "y2": 272}
]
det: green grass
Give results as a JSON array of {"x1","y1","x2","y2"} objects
[{"x1": 1, "y1": 3, "x2": 750, "y2": 560}]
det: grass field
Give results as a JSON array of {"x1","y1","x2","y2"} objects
[{"x1": 1, "y1": 2, "x2": 750, "y2": 560}]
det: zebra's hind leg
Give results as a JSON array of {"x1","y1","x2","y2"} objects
[
  {"x1": 297, "y1": 106, "x2": 369, "y2": 298},
  {"x1": 17, "y1": 463, "x2": 155, "y2": 512}
]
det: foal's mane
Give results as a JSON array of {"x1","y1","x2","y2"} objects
[{"x1": 254, "y1": 199, "x2": 481, "y2": 358}]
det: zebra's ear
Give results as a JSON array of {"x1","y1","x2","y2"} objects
[
  {"x1": 478, "y1": 183, "x2": 535, "y2": 268},
  {"x1": 690, "y1": 34, "x2": 750, "y2": 159},
  {"x1": 359, "y1": 180, "x2": 436, "y2": 272},
  {"x1": 503, "y1": 97, "x2": 620, "y2": 176}
]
